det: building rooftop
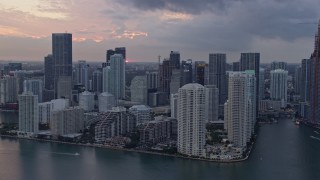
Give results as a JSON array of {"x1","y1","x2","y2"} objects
[{"x1": 180, "y1": 83, "x2": 204, "y2": 90}]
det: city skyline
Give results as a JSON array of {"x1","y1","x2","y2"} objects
[{"x1": 0, "y1": 0, "x2": 320, "y2": 62}]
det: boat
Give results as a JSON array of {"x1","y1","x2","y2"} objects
[
  {"x1": 74, "y1": 152, "x2": 80, "y2": 156},
  {"x1": 295, "y1": 121, "x2": 300, "y2": 125}
]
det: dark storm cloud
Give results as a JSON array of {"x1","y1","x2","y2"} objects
[{"x1": 117, "y1": 0, "x2": 246, "y2": 14}]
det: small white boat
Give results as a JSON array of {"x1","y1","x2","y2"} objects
[
  {"x1": 295, "y1": 121, "x2": 300, "y2": 125},
  {"x1": 74, "y1": 152, "x2": 80, "y2": 156}
]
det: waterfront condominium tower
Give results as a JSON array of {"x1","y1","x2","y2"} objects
[
  {"x1": 270, "y1": 69, "x2": 288, "y2": 107},
  {"x1": 309, "y1": 20, "x2": 320, "y2": 124},
  {"x1": 52, "y1": 33, "x2": 72, "y2": 99},
  {"x1": 177, "y1": 83, "x2": 206, "y2": 157},
  {"x1": 108, "y1": 54, "x2": 126, "y2": 100},
  {"x1": 208, "y1": 53, "x2": 227, "y2": 105},
  {"x1": 224, "y1": 71, "x2": 256, "y2": 148},
  {"x1": 19, "y1": 91, "x2": 39, "y2": 134},
  {"x1": 240, "y1": 53, "x2": 260, "y2": 116}
]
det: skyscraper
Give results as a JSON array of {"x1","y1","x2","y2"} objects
[
  {"x1": 170, "y1": 51, "x2": 180, "y2": 69},
  {"x1": 115, "y1": 47, "x2": 126, "y2": 60},
  {"x1": 92, "y1": 69, "x2": 103, "y2": 93},
  {"x1": 19, "y1": 91, "x2": 39, "y2": 133},
  {"x1": 301, "y1": 59, "x2": 312, "y2": 102},
  {"x1": 259, "y1": 68, "x2": 265, "y2": 100},
  {"x1": 209, "y1": 53, "x2": 227, "y2": 105},
  {"x1": 159, "y1": 59, "x2": 173, "y2": 94},
  {"x1": 106, "y1": 49, "x2": 115, "y2": 66},
  {"x1": 75, "y1": 60, "x2": 89, "y2": 90},
  {"x1": 52, "y1": 33, "x2": 72, "y2": 98},
  {"x1": 205, "y1": 85, "x2": 219, "y2": 122},
  {"x1": 146, "y1": 71, "x2": 159, "y2": 90},
  {"x1": 44, "y1": 54, "x2": 54, "y2": 90},
  {"x1": 271, "y1": 61, "x2": 287, "y2": 71},
  {"x1": 294, "y1": 66, "x2": 301, "y2": 95},
  {"x1": 23, "y1": 79, "x2": 43, "y2": 102},
  {"x1": 224, "y1": 71, "x2": 256, "y2": 148},
  {"x1": 181, "y1": 60, "x2": 193, "y2": 86},
  {"x1": 194, "y1": 61, "x2": 206, "y2": 85},
  {"x1": 130, "y1": 75, "x2": 148, "y2": 104},
  {"x1": 232, "y1": 62, "x2": 240, "y2": 71},
  {"x1": 270, "y1": 69, "x2": 288, "y2": 107},
  {"x1": 309, "y1": 20, "x2": 320, "y2": 124},
  {"x1": 108, "y1": 54, "x2": 126, "y2": 100},
  {"x1": 177, "y1": 83, "x2": 206, "y2": 157},
  {"x1": 240, "y1": 53, "x2": 260, "y2": 116}
]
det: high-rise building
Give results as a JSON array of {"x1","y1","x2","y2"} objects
[
  {"x1": 19, "y1": 92, "x2": 39, "y2": 133},
  {"x1": 92, "y1": 69, "x2": 103, "y2": 93},
  {"x1": 115, "y1": 47, "x2": 126, "y2": 60},
  {"x1": 23, "y1": 79, "x2": 43, "y2": 102},
  {"x1": 205, "y1": 85, "x2": 219, "y2": 122},
  {"x1": 170, "y1": 69, "x2": 181, "y2": 95},
  {"x1": 98, "y1": 92, "x2": 116, "y2": 112},
  {"x1": 108, "y1": 54, "x2": 125, "y2": 100},
  {"x1": 194, "y1": 61, "x2": 207, "y2": 85},
  {"x1": 44, "y1": 54, "x2": 54, "y2": 90},
  {"x1": 130, "y1": 76, "x2": 148, "y2": 104},
  {"x1": 38, "y1": 99, "x2": 69, "y2": 124},
  {"x1": 240, "y1": 53, "x2": 260, "y2": 116},
  {"x1": 159, "y1": 59, "x2": 173, "y2": 94},
  {"x1": 146, "y1": 71, "x2": 159, "y2": 89},
  {"x1": 209, "y1": 53, "x2": 227, "y2": 105},
  {"x1": 271, "y1": 61, "x2": 287, "y2": 71},
  {"x1": 270, "y1": 69, "x2": 288, "y2": 107},
  {"x1": 181, "y1": 60, "x2": 193, "y2": 86},
  {"x1": 294, "y1": 66, "x2": 302, "y2": 95},
  {"x1": 259, "y1": 68, "x2": 265, "y2": 100},
  {"x1": 52, "y1": 33, "x2": 72, "y2": 99},
  {"x1": 102, "y1": 66, "x2": 110, "y2": 93},
  {"x1": 177, "y1": 83, "x2": 206, "y2": 157},
  {"x1": 224, "y1": 71, "x2": 256, "y2": 148},
  {"x1": 232, "y1": 62, "x2": 240, "y2": 71},
  {"x1": 170, "y1": 93, "x2": 178, "y2": 119},
  {"x1": 57, "y1": 76, "x2": 72, "y2": 100},
  {"x1": 170, "y1": 51, "x2": 180, "y2": 69},
  {"x1": 51, "y1": 107, "x2": 84, "y2": 136},
  {"x1": 79, "y1": 91, "x2": 95, "y2": 111},
  {"x1": 106, "y1": 49, "x2": 115, "y2": 66},
  {"x1": 75, "y1": 60, "x2": 89, "y2": 90},
  {"x1": 0, "y1": 76, "x2": 19, "y2": 104},
  {"x1": 309, "y1": 20, "x2": 320, "y2": 124},
  {"x1": 301, "y1": 59, "x2": 312, "y2": 102}
]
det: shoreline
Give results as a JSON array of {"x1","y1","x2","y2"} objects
[{"x1": 0, "y1": 134, "x2": 251, "y2": 163}]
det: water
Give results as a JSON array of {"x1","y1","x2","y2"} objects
[{"x1": 0, "y1": 112, "x2": 320, "y2": 180}]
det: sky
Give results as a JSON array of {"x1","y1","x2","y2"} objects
[{"x1": 0, "y1": 0, "x2": 319, "y2": 63}]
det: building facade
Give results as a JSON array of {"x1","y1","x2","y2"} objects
[
  {"x1": 224, "y1": 71, "x2": 256, "y2": 148},
  {"x1": 19, "y1": 92, "x2": 39, "y2": 133},
  {"x1": 177, "y1": 83, "x2": 206, "y2": 157}
]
